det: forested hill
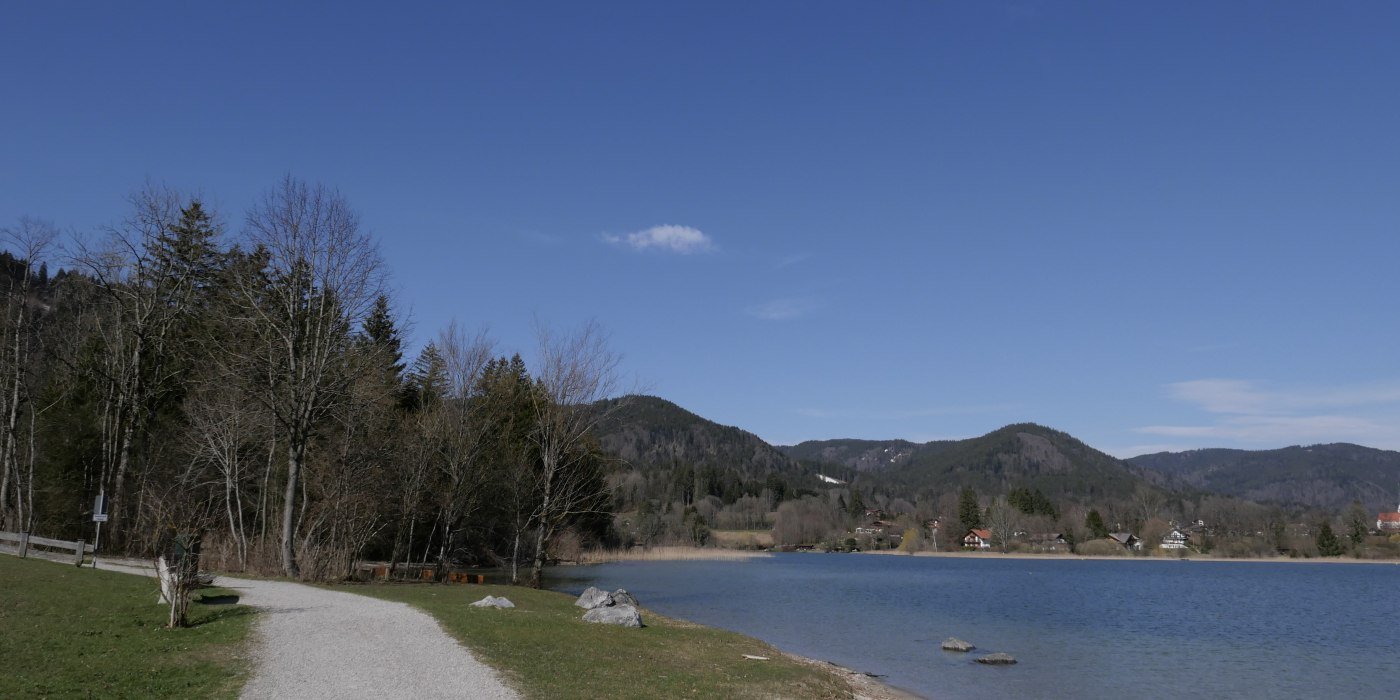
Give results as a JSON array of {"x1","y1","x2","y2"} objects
[
  {"x1": 590, "y1": 396, "x2": 818, "y2": 483},
  {"x1": 785, "y1": 425, "x2": 1164, "y2": 504},
  {"x1": 1128, "y1": 444, "x2": 1400, "y2": 513}
]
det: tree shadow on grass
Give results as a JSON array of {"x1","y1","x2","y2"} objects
[
  {"x1": 196, "y1": 593, "x2": 241, "y2": 605},
  {"x1": 188, "y1": 605, "x2": 254, "y2": 628}
]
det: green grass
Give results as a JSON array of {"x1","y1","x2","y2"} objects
[
  {"x1": 348, "y1": 582, "x2": 851, "y2": 700},
  {"x1": 0, "y1": 556, "x2": 255, "y2": 699}
]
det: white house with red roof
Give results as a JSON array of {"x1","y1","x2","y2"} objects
[
  {"x1": 1378, "y1": 502, "x2": 1400, "y2": 533},
  {"x1": 963, "y1": 529, "x2": 992, "y2": 549}
]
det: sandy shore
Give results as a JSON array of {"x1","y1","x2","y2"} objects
[{"x1": 859, "y1": 549, "x2": 1400, "y2": 565}]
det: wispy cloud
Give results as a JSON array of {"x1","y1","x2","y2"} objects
[
  {"x1": 603, "y1": 224, "x2": 714, "y2": 254},
  {"x1": 1165, "y1": 378, "x2": 1400, "y2": 415},
  {"x1": 745, "y1": 297, "x2": 817, "y2": 321},
  {"x1": 1134, "y1": 378, "x2": 1400, "y2": 449},
  {"x1": 775, "y1": 252, "x2": 811, "y2": 269}
]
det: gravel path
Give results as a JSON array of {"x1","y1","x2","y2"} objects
[{"x1": 91, "y1": 559, "x2": 518, "y2": 699}]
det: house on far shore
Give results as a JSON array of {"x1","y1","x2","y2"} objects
[
  {"x1": 1160, "y1": 529, "x2": 1191, "y2": 550},
  {"x1": 1108, "y1": 532, "x2": 1142, "y2": 551},
  {"x1": 963, "y1": 529, "x2": 992, "y2": 550},
  {"x1": 1027, "y1": 533, "x2": 1070, "y2": 553},
  {"x1": 1377, "y1": 503, "x2": 1400, "y2": 533},
  {"x1": 855, "y1": 520, "x2": 890, "y2": 536}
]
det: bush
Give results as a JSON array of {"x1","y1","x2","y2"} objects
[{"x1": 1075, "y1": 539, "x2": 1129, "y2": 556}]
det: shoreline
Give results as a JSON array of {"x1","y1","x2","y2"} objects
[
  {"x1": 780, "y1": 650, "x2": 925, "y2": 700},
  {"x1": 857, "y1": 549, "x2": 1400, "y2": 565}
]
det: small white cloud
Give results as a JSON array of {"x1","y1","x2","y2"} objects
[
  {"x1": 603, "y1": 225, "x2": 714, "y2": 254},
  {"x1": 745, "y1": 297, "x2": 817, "y2": 321}
]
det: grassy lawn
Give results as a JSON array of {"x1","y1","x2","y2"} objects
[
  {"x1": 350, "y1": 582, "x2": 851, "y2": 700},
  {"x1": 0, "y1": 556, "x2": 254, "y2": 699}
]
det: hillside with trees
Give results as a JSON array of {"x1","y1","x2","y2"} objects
[
  {"x1": 785, "y1": 424, "x2": 1168, "y2": 506},
  {"x1": 1129, "y1": 444, "x2": 1400, "y2": 514}
]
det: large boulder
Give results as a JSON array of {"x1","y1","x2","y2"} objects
[
  {"x1": 582, "y1": 603, "x2": 643, "y2": 628},
  {"x1": 610, "y1": 589, "x2": 639, "y2": 607},
  {"x1": 941, "y1": 638, "x2": 975, "y2": 652},
  {"x1": 575, "y1": 586, "x2": 614, "y2": 610},
  {"x1": 470, "y1": 595, "x2": 515, "y2": 609},
  {"x1": 976, "y1": 653, "x2": 1017, "y2": 665}
]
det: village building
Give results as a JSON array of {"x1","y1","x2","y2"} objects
[
  {"x1": 1160, "y1": 529, "x2": 1190, "y2": 550},
  {"x1": 1378, "y1": 502, "x2": 1400, "y2": 533},
  {"x1": 963, "y1": 528, "x2": 992, "y2": 550},
  {"x1": 1108, "y1": 532, "x2": 1142, "y2": 551}
]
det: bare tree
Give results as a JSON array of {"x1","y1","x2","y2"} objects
[
  {"x1": 184, "y1": 378, "x2": 267, "y2": 570},
  {"x1": 1131, "y1": 486, "x2": 1166, "y2": 531},
  {"x1": 525, "y1": 320, "x2": 622, "y2": 587},
  {"x1": 69, "y1": 188, "x2": 223, "y2": 548},
  {"x1": 984, "y1": 498, "x2": 1021, "y2": 553},
  {"x1": 235, "y1": 176, "x2": 383, "y2": 577},
  {"x1": 0, "y1": 218, "x2": 58, "y2": 531},
  {"x1": 422, "y1": 323, "x2": 495, "y2": 568}
]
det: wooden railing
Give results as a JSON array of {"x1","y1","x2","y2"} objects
[{"x1": 0, "y1": 531, "x2": 93, "y2": 566}]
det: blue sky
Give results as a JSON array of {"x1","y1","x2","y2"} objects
[{"x1": 4, "y1": 2, "x2": 1400, "y2": 456}]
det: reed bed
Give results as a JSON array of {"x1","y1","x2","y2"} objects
[{"x1": 576, "y1": 546, "x2": 773, "y2": 564}]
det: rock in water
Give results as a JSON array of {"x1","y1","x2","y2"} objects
[
  {"x1": 470, "y1": 596, "x2": 515, "y2": 609},
  {"x1": 582, "y1": 603, "x2": 643, "y2": 628},
  {"x1": 611, "y1": 588, "x2": 639, "y2": 607},
  {"x1": 575, "y1": 586, "x2": 614, "y2": 610},
  {"x1": 941, "y1": 638, "x2": 975, "y2": 652},
  {"x1": 976, "y1": 653, "x2": 1017, "y2": 665}
]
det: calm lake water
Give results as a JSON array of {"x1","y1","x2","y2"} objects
[{"x1": 549, "y1": 553, "x2": 1400, "y2": 699}]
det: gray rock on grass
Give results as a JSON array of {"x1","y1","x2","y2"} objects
[
  {"x1": 582, "y1": 603, "x2": 643, "y2": 627},
  {"x1": 610, "y1": 589, "x2": 639, "y2": 607},
  {"x1": 941, "y1": 638, "x2": 975, "y2": 652},
  {"x1": 470, "y1": 595, "x2": 515, "y2": 609},
  {"x1": 575, "y1": 586, "x2": 614, "y2": 610},
  {"x1": 976, "y1": 653, "x2": 1017, "y2": 665}
]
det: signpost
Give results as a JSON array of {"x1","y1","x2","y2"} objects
[{"x1": 92, "y1": 491, "x2": 107, "y2": 567}]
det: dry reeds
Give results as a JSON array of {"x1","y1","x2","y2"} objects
[{"x1": 576, "y1": 546, "x2": 773, "y2": 564}]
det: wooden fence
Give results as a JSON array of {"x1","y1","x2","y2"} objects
[{"x1": 0, "y1": 531, "x2": 93, "y2": 566}]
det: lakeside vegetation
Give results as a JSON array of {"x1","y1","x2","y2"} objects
[
  {"x1": 348, "y1": 582, "x2": 851, "y2": 700},
  {"x1": 0, "y1": 556, "x2": 253, "y2": 698},
  {"x1": 4, "y1": 181, "x2": 1398, "y2": 596}
]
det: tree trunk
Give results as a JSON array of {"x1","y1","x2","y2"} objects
[{"x1": 281, "y1": 440, "x2": 303, "y2": 578}]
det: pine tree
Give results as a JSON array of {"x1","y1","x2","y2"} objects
[
  {"x1": 1315, "y1": 521, "x2": 1344, "y2": 556},
  {"x1": 403, "y1": 342, "x2": 446, "y2": 410},
  {"x1": 1343, "y1": 501, "x2": 1370, "y2": 546},
  {"x1": 848, "y1": 488, "x2": 865, "y2": 518},
  {"x1": 1086, "y1": 509, "x2": 1109, "y2": 539},
  {"x1": 362, "y1": 294, "x2": 404, "y2": 378},
  {"x1": 958, "y1": 488, "x2": 982, "y2": 530}
]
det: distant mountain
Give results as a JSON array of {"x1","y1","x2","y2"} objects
[
  {"x1": 590, "y1": 396, "x2": 818, "y2": 483},
  {"x1": 784, "y1": 424, "x2": 1164, "y2": 505},
  {"x1": 1128, "y1": 444, "x2": 1400, "y2": 514}
]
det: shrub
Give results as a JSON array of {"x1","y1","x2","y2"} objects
[{"x1": 1075, "y1": 539, "x2": 1129, "y2": 556}]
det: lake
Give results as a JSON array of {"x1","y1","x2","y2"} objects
[{"x1": 549, "y1": 553, "x2": 1400, "y2": 699}]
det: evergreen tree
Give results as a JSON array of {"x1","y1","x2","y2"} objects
[
  {"x1": 403, "y1": 342, "x2": 446, "y2": 410},
  {"x1": 958, "y1": 488, "x2": 982, "y2": 530},
  {"x1": 848, "y1": 488, "x2": 865, "y2": 518},
  {"x1": 1085, "y1": 509, "x2": 1109, "y2": 539},
  {"x1": 362, "y1": 294, "x2": 405, "y2": 378},
  {"x1": 1315, "y1": 521, "x2": 1344, "y2": 556},
  {"x1": 1343, "y1": 501, "x2": 1370, "y2": 546}
]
